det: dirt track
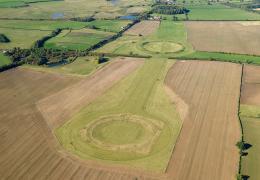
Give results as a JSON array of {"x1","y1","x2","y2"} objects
[
  {"x1": 185, "y1": 21, "x2": 260, "y2": 56},
  {"x1": 124, "y1": 20, "x2": 160, "y2": 36},
  {"x1": 0, "y1": 60, "x2": 167, "y2": 180},
  {"x1": 37, "y1": 57, "x2": 144, "y2": 129},
  {"x1": 165, "y1": 60, "x2": 242, "y2": 180},
  {"x1": 241, "y1": 65, "x2": 260, "y2": 106}
]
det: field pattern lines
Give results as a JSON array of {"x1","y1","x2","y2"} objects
[{"x1": 165, "y1": 61, "x2": 241, "y2": 180}]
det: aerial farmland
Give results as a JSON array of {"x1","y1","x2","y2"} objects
[{"x1": 1, "y1": 0, "x2": 260, "y2": 180}]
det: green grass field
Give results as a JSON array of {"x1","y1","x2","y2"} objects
[
  {"x1": 55, "y1": 59, "x2": 182, "y2": 172},
  {"x1": 96, "y1": 20, "x2": 194, "y2": 57},
  {"x1": 22, "y1": 56, "x2": 104, "y2": 76},
  {"x1": 240, "y1": 104, "x2": 260, "y2": 179},
  {"x1": 0, "y1": 52, "x2": 11, "y2": 66},
  {"x1": 45, "y1": 28, "x2": 115, "y2": 50},
  {"x1": 0, "y1": 0, "x2": 150, "y2": 19},
  {"x1": 156, "y1": 4, "x2": 260, "y2": 20},
  {"x1": 0, "y1": 27, "x2": 51, "y2": 49},
  {"x1": 0, "y1": 0, "x2": 58, "y2": 8},
  {"x1": 0, "y1": 19, "x2": 131, "y2": 32},
  {"x1": 177, "y1": 51, "x2": 260, "y2": 65}
]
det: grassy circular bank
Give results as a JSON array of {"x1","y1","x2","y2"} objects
[{"x1": 141, "y1": 41, "x2": 184, "y2": 54}]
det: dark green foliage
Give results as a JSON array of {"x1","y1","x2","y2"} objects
[
  {"x1": 152, "y1": 5, "x2": 190, "y2": 15},
  {"x1": 236, "y1": 140, "x2": 246, "y2": 151},
  {"x1": 34, "y1": 28, "x2": 62, "y2": 48},
  {"x1": 98, "y1": 54, "x2": 109, "y2": 64},
  {"x1": 0, "y1": 33, "x2": 10, "y2": 43}
]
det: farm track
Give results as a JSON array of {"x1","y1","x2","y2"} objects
[
  {"x1": 0, "y1": 59, "x2": 166, "y2": 180},
  {"x1": 124, "y1": 20, "x2": 160, "y2": 36},
  {"x1": 165, "y1": 61, "x2": 242, "y2": 180}
]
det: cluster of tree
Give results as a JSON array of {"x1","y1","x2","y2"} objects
[
  {"x1": 70, "y1": 16, "x2": 95, "y2": 22},
  {"x1": 5, "y1": 47, "x2": 84, "y2": 66},
  {"x1": 34, "y1": 28, "x2": 62, "y2": 48},
  {"x1": 152, "y1": 5, "x2": 190, "y2": 15},
  {"x1": 0, "y1": 34, "x2": 10, "y2": 43}
]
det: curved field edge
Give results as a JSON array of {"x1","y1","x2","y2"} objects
[{"x1": 55, "y1": 59, "x2": 182, "y2": 172}]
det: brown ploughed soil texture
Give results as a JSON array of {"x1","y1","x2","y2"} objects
[
  {"x1": 185, "y1": 21, "x2": 260, "y2": 56},
  {"x1": 124, "y1": 20, "x2": 160, "y2": 36},
  {"x1": 241, "y1": 65, "x2": 260, "y2": 106},
  {"x1": 0, "y1": 59, "x2": 165, "y2": 180},
  {"x1": 165, "y1": 60, "x2": 241, "y2": 180},
  {"x1": 37, "y1": 57, "x2": 144, "y2": 129}
]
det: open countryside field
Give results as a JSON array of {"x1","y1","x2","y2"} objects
[
  {"x1": 54, "y1": 59, "x2": 181, "y2": 172},
  {"x1": 240, "y1": 65, "x2": 260, "y2": 180},
  {"x1": 45, "y1": 28, "x2": 115, "y2": 50},
  {"x1": 0, "y1": 27, "x2": 51, "y2": 49},
  {"x1": 0, "y1": 0, "x2": 150, "y2": 19},
  {"x1": 0, "y1": 52, "x2": 11, "y2": 66},
  {"x1": 165, "y1": 61, "x2": 242, "y2": 180},
  {"x1": 96, "y1": 20, "x2": 194, "y2": 58},
  {"x1": 124, "y1": 20, "x2": 160, "y2": 36},
  {"x1": 185, "y1": 21, "x2": 260, "y2": 56},
  {"x1": 0, "y1": 58, "x2": 169, "y2": 180}
]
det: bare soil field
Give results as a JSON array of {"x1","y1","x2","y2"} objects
[
  {"x1": 0, "y1": 61, "x2": 167, "y2": 180},
  {"x1": 124, "y1": 20, "x2": 160, "y2": 36},
  {"x1": 165, "y1": 60, "x2": 242, "y2": 180},
  {"x1": 37, "y1": 57, "x2": 144, "y2": 129},
  {"x1": 241, "y1": 65, "x2": 260, "y2": 106},
  {"x1": 185, "y1": 21, "x2": 260, "y2": 56}
]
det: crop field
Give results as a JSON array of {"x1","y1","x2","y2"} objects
[
  {"x1": 0, "y1": 0, "x2": 58, "y2": 8},
  {"x1": 0, "y1": 27, "x2": 51, "y2": 49},
  {"x1": 124, "y1": 21, "x2": 160, "y2": 36},
  {"x1": 96, "y1": 20, "x2": 194, "y2": 57},
  {"x1": 185, "y1": 21, "x2": 260, "y2": 56},
  {"x1": 45, "y1": 28, "x2": 115, "y2": 50},
  {"x1": 165, "y1": 61, "x2": 242, "y2": 180},
  {"x1": 0, "y1": 58, "x2": 171, "y2": 180},
  {"x1": 240, "y1": 65, "x2": 260, "y2": 180},
  {"x1": 0, "y1": 0, "x2": 150, "y2": 19}
]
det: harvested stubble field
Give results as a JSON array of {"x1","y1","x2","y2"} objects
[
  {"x1": 0, "y1": 58, "x2": 168, "y2": 180},
  {"x1": 240, "y1": 65, "x2": 260, "y2": 180},
  {"x1": 185, "y1": 21, "x2": 260, "y2": 56},
  {"x1": 165, "y1": 60, "x2": 242, "y2": 180},
  {"x1": 124, "y1": 20, "x2": 160, "y2": 36}
]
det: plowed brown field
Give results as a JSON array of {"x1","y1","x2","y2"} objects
[
  {"x1": 185, "y1": 21, "x2": 260, "y2": 56},
  {"x1": 0, "y1": 59, "x2": 166, "y2": 180},
  {"x1": 124, "y1": 20, "x2": 160, "y2": 36},
  {"x1": 165, "y1": 60, "x2": 242, "y2": 180},
  {"x1": 241, "y1": 65, "x2": 260, "y2": 106}
]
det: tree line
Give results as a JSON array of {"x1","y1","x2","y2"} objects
[{"x1": 152, "y1": 5, "x2": 190, "y2": 15}]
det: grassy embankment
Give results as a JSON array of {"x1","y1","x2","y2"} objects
[
  {"x1": 240, "y1": 104, "x2": 260, "y2": 179},
  {"x1": 55, "y1": 59, "x2": 182, "y2": 172}
]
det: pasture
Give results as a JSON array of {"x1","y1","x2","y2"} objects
[
  {"x1": 165, "y1": 60, "x2": 241, "y2": 180},
  {"x1": 96, "y1": 20, "x2": 194, "y2": 57},
  {"x1": 0, "y1": 27, "x2": 51, "y2": 49},
  {"x1": 176, "y1": 4, "x2": 260, "y2": 20},
  {"x1": 44, "y1": 28, "x2": 115, "y2": 50},
  {"x1": 22, "y1": 56, "x2": 104, "y2": 76},
  {"x1": 0, "y1": 0, "x2": 150, "y2": 19},
  {"x1": 185, "y1": 21, "x2": 260, "y2": 56},
  {"x1": 54, "y1": 59, "x2": 181, "y2": 172},
  {"x1": 0, "y1": 52, "x2": 11, "y2": 66},
  {"x1": 240, "y1": 65, "x2": 260, "y2": 179}
]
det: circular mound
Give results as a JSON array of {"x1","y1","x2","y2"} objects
[
  {"x1": 142, "y1": 41, "x2": 184, "y2": 53},
  {"x1": 80, "y1": 114, "x2": 164, "y2": 155}
]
